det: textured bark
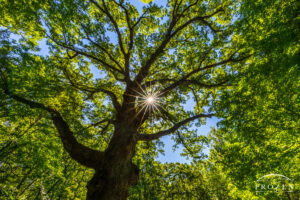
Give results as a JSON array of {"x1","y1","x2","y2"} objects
[
  {"x1": 86, "y1": 161, "x2": 139, "y2": 200},
  {"x1": 86, "y1": 123, "x2": 139, "y2": 200}
]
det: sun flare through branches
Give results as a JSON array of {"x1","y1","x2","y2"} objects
[{"x1": 131, "y1": 83, "x2": 164, "y2": 121}]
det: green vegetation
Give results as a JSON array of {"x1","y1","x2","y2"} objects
[{"x1": 0, "y1": 0, "x2": 298, "y2": 199}]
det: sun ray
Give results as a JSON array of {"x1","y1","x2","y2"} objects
[
  {"x1": 130, "y1": 87, "x2": 147, "y2": 97},
  {"x1": 152, "y1": 103, "x2": 162, "y2": 115},
  {"x1": 140, "y1": 104, "x2": 149, "y2": 123}
]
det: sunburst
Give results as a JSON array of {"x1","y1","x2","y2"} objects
[
  {"x1": 132, "y1": 82, "x2": 164, "y2": 122},
  {"x1": 146, "y1": 96, "x2": 154, "y2": 104}
]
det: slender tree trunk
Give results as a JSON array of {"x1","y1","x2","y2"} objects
[{"x1": 86, "y1": 123, "x2": 139, "y2": 200}]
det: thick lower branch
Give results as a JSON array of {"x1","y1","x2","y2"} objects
[
  {"x1": 50, "y1": 112, "x2": 104, "y2": 168},
  {"x1": 4, "y1": 89, "x2": 104, "y2": 168}
]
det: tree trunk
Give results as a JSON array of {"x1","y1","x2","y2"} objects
[
  {"x1": 86, "y1": 161, "x2": 139, "y2": 200},
  {"x1": 86, "y1": 123, "x2": 139, "y2": 200}
]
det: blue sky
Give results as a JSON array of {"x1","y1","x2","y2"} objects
[
  {"x1": 157, "y1": 117, "x2": 218, "y2": 163},
  {"x1": 23, "y1": 0, "x2": 219, "y2": 163}
]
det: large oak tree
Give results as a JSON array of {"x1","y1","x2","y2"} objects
[{"x1": 1, "y1": 0, "x2": 251, "y2": 199}]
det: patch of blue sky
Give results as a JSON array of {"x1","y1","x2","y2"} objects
[
  {"x1": 157, "y1": 116, "x2": 219, "y2": 163},
  {"x1": 157, "y1": 92, "x2": 219, "y2": 163},
  {"x1": 35, "y1": 38, "x2": 50, "y2": 56}
]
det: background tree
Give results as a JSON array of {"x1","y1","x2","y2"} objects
[
  {"x1": 210, "y1": 0, "x2": 300, "y2": 199},
  {"x1": 129, "y1": 160, "x2": 234, "y2": 200},
  {"x1": 0, "y1": 0, "x2": 251, "y2": 199}
]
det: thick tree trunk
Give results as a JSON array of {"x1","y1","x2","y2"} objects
[
  {"x1": 86, "y1": 161, "x2": 139, "y2": 200},
  {"x1": 86, "y1": 123, "x2": 139, "y2": 200}
]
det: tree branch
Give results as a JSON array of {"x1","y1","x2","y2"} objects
[
  {"x1": 60, "y1": 66, "x2": 122, "y2": 112},
  {"x1": 134, "y1": 20, "x2": 176, "y2": 84},
  {"x1": 160, "y1": 54, "x2": 250, "y2": 95},
  {"x1": 112, "y1": 0, "x2": 133, "y2": 81},
  {"x1": 134, "y1": 7, "x2": 224, "y2": 84},
  {"x1": 170, "y1": 13, "x2": 222, "y2": 38},
  {"x1": 86, "y1": 119, "x2": 112, "y2": 129},
  {"x1": 138, "y1": 113, "x2": 214, "y2": 141},
  {"x1": 3, "y1": 88, "x2": 104, "y2": 168},
  {"x1": 171, "y1": 0, "x2": 184, "y2": 19},
  {"x1": 132, "y1": 9, "x2": 148, "y2": 29},
  {"x1": 81, "y1": 25, "x2": 123, "y2": 72},
  {"x1": 142, "y1": 78, "x2": 229, "y2": 91},
  {"x1": 179, "y1": 0, "x2": 200, "y2": 17},
  {"x1": 176, "y1": 131, "x2": 202, "y2": 159},
  {"x1": 113, "y1": 0, "x2": 133, "y2": 50},
  {"x1": 50, "y1": 112, "x2": 103, "y2": 168},
  {"x1": 48, "y1": 34, "x2": 125, "y2": 75},
  {"x1": 89, "y1": 0, "x2": 127, "y2": 56}
]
